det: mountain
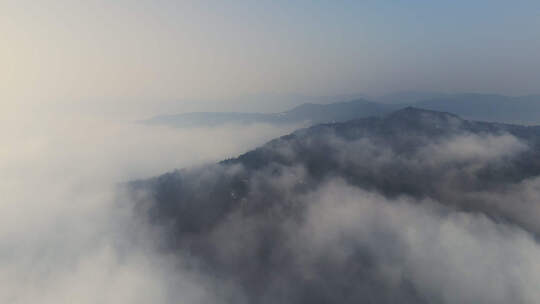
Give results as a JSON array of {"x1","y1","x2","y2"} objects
[
  {"x1": 142, "y1": 93, "x2": 540, "y2": 128},
  {"x1": 143, "y1": 99, "x2": 399, "y2": 127},
  {"x1": 129, "y1": 108, "x2": 540, "y2": 303}
]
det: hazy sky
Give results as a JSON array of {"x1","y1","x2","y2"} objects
[{"x1": 2, "y1": 0, "x2": 540, "y2": 116}]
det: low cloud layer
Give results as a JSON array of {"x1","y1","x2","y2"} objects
[
  {"x1": 0, "y1": 113, "x2": 299, "y2": 304},
  {"x1": 300, "y1": 181, "x2": 540, "y2": 304},
  {"x1": 132, "y1": 110, "x2": 540, "y2": 303},
  {"x1": 4, "y1": 108, "x2": 540, "y2": 303}
]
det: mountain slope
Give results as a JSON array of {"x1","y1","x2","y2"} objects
[{"x1": 129, "y1": 108, "x2": 540, "y2": 304}]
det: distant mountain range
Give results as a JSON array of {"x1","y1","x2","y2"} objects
[
  {"x1": 143, "y1": 99, "x2": 397, "y2": 127},
  {"x1": 415, "y1": 93, "x2": 540, "y2": 124},
  {"x1": 142, "y1": 93, "x2": 540, "y2": 127},
  {"x1": 130, "y1": 108, "x2": 540, "y2": 303}
]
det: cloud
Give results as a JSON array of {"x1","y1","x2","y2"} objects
[
  {"x1": 417, "y1": 133, "x2": 527, "y2": 164},
  {"x1": 132, "y1": 122, "x2": 540, "y2": 303},
  {"x1": 3, "y1": 108, "x2": 540, "y2": 303},
  {"x1": 298, "y1": 180, "x2": 540, "y2": 304},
  {"x1": 0, "y1": 112, "x2": 298, "y2": 304}
]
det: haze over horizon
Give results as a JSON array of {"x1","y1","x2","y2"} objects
[{"x1": 2, "y1": 1, "x2": 540, "y2": 117}]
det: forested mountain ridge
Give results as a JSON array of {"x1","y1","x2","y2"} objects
[{"x1": 129, "y1": 108, "x2": 540, "y2": 303}]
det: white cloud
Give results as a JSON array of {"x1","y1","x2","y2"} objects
[
  {"x1": 0, "y1": 112, "x2": 297, "y2": 303},
  {"x1": 298, "y1": 180, "x2": 540, "y2": 304}
]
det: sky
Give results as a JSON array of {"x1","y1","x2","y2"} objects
[{"x1": 2, "y1": 0, "x2": 540, "y2": 117}]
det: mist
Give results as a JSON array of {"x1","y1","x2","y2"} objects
[
  {"x1": 125, "y1": 109, "x2": 540, "y2": 303},
  {"x1": 0, "y1": 111, "x2": 300, "y2": 303}
]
